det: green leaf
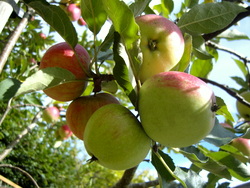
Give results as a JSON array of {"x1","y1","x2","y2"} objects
[
  {"x1": 151, "y1": 150, "x2": 176, "y2": 183},
  {"x1": 102, "y1": 0, "x2": 139, "y2": 49},
  {"x1": 207, "y1": 151, "x2": 250, "y2": 181},
  {"x1": 204, "y1": 119, "x2": 236, "y2": 147},
  {"x1": 81, "y1": 0, "x2": 107, "y2": 35},
  {"x1": 112, "y1": 32, "x2": 137, "y2": 106},
  {"x1": 233, "y1": 58, "x2": 249, "y2": 78},
  {"x1": 217, "y1": 29, "x2": 250, "y2": 41},
  {"x1": 129, "y1": 0, "x2": 151, "y2": 16},
  {"x1": 24, "y1": 0, "x2": 78, "y2": 48},
  {"x1": 178, "y1": 2, "x2": 247, "y2": 35},
  {"x1": 216, "y1": 97, "x2": 235, "y2": 122},
  {"x1": 0, "y1": 78, "x2": 21, "y2": 102},
  {"x1": 192, "y1": 36, "x2": 213, "y2": 59},
  {"x1": 231, "y1": 76, "x2": 249, "y2": 88},
  {"x1": 190, "y1": 59, "x2": 213, "y2": 78},
  {"x1": 15, "y1": 67, "x2": 76, "y2": 97}
]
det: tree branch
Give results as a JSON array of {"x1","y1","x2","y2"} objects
[
  {"x1": 128, "y1": 179, "x2": 159, "y2": 188},
  {"x1": 202, "y1": 6, "x2": 250, "y2": 41},
  {"x1": 206, "y1": 41, "x2": 250, "y2": 63},
  {"x1": 0, "y1": 164, "x2": 39, "y2": 188},
  {"x1": 199, "y1": 77, "x2": 250, "y2": 108},
  {"x1": 112, "y1": 166, "x2": 138, "y2": 188}
]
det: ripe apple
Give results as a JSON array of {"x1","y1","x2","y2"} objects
[
  {"x1": 84, "y1": 104, "x2": 151, "y2": 170},
  {"x1": 66, "y1": 4, "x2": 81, "y2": 21},
  {"x1": 77, "y1": 17, "x2": 87, "y2": 26},
  {"x1": 42, "y1": 106, "x2": 60, "y2": 123},
  {"x1": 230, "y1": 137, "x2": 250, "y2": 157},
  {"x1": 66, "y1": 93, "x2": 120, "y2": 140},
  {"x1": 58, "y1": 125, "x2": 73, "y2": 140},
  {"x1": 39, "y1": 33, "x2": 46, "y2": 39},
  {"x1": 138, "y1": 71, "x2": 216, "y2": 148},
  {"x1": 135, "y1": 14, "x2": 185, "y2": 83},
  {"x1": 40, "y1": 42, "x2": 90, "y2": 101},
  {"x1": 236, "y1": 91, "x2": 250, "y2": 120}
]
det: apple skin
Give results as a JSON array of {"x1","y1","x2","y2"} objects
[
  {"x1": 58, "y1": 125, "x2": 73, "y2": 140},
  {"x1": 40, "y1": 42, "x2": 90, "y2": 101},
  {"x1": 84, "y1": 104, "x2": 151, "y2": 170},
  {"x1": 39, "y1": 33, "x2": 46, "y2": 39},
  {"x1": 66, "y1": 93, "x2": 120, "y2": 140},
  {"x1": 236, "y1": 91, "x2": 250, "y2": 120},
  {"x1": 77, "y1": 17, "x2": 87, "y2": 26},
  {"x1": 230, "y1": 137, "x2": 250, "y2": 157},
  {"x1": 138, "y1": 71, "x2": 216, "y2": 148},
  {"x1": 42, "y1": 106, "x2": 60, "y2": 123},
  {"x1": 66, "y1": 4, "x2": 81, "y2": 21},
  {"x1": 135, "y1": 14, "x2": 185, "y2": 83}
]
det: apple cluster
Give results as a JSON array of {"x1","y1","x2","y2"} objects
[{"x1": 38, "y1": 14, "x2": 218, "y2": 170}]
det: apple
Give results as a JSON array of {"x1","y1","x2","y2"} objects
[
  {"x1": 84, "y1": 104, "x2": 151, "y2": 170},
  {"x1": 138, "y1": 71, "x2": 216, "y2": 148},
  {"x1": 66, "y1": 93, "x2": 120, "y2": 140},
  {"x1": 236, "y1": 91, "x2": 250, "y2": 120},
  {"x1": 66, "y1": 4, "x2": 81, "y2": 21},
  {"x1": 42, "y1": 106, "x2": 60, "y2": 123},
  {"x1": 40, "y1": 42, "x2": 90, "y2": 101},
  {"x1": 39, "y1": 33, "x2": 46, "y2": 39},
  {"x1": 58, "y1": 125, "x2": 73, "y2": 140},
  {"x1": 77, "y1": 17, "x2": 87, "y2": 26},
  {"x1": 135, "y1": 14, "x2": 185, "y2": 83},
  {"x1": 230, "y1": 137, "x2": 250, "y2": 157}
]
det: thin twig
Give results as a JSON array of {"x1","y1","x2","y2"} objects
[
  {"x1": 112, "y1": 166, "x2": 138, "y2": 188},
  {"x1": 206, "y1": 41, "x2": 250, "y2": 63},
  {"x1": 199, "y1": 77, "x2": 250, "y2": 108},
  {"x1": 128, "y1": 179, "x2": 159, "y2": 188},
  {"x1": 0, "y1": 164, "x2": 39, "y2": 188}
]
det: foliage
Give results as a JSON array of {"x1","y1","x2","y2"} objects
[{"x1": 1, "y1": 0, "x2": 250, "y2": 187}]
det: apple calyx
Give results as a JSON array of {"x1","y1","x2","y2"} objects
[{"x1": 148, "y1": 39, "x2": 158, "y2": 51}]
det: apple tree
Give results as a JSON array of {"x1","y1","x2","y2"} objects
[{"x1": 1, "y1": 0, "x2": 250, "y2": 187}]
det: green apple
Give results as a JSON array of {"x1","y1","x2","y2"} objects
[
  {"x1": 236, "y1": 91, "x2": 250, "y2": 120},
  {"x1": 230, "y1": 137, "x2": 250, "y2": 157},
  {"x1": 42, "y1": 106, "x2": 60, "y2": 123},
  {"x1": 66, "y1": 93, "x2": 120, "y2": 140},
  {"x1": 40, "y1": 42, "x2": 90, "y2": 102},
  {"x1": 138, "y1": 71, "x2": 216, "y2": 148},
  {"x1": 84, "y1": 104, "x2": 151, "y2": 170},
  {"x1": 135, "y1": 14, "x2": 185, "y2": 83}
]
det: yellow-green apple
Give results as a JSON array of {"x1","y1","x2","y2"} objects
[
  {"x1": 42, "y1": 106, "x2": 60, "y2": 123},
  {"x1": 236, "y1": 91, "x2": 250, "y2": 120},
  {"x1": 40, "y1": 42, "x2": 90, "y2": 101},
  {"x1": 138, "y1": 71, "x2": 216, "y2": 148},
  {"x1": 66, "y1": 4, "x2": 81, "y2": 21},
  {"x1": 135, "y1": 14, "x2": 185, "y2": 83},
  {"x1": 58, "y1": 125, "x2": 73, "y2": 140},
  {"x1": 230, "y1": 137, "x2": 250, "y2": 157},
  {"x1": 84, "y1": 104, "x2": 151, "y2": 170},
  {"x1": 66, "y1": 93, "x2": 120, "y2": 140}
]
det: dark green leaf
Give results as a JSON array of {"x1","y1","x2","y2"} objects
[
  {"x1": 204, "y1": 118, "x2": 236, "y2": 147},
  {"x1": 15, "y1": 67, "x2": 76, "y2": 97},
  {"x1": 192, "y1": 36, "x2": 213, "y2": 59},
  {"x1": 216, "y1": 97, "x2": 235, "y2": 122},
  {"x1": 151, "y1": 150, "x2": 176, "y2": 182},
  {"x1": 81, "y1": 0, "x2": 107, "y2": 35},
  {"x1": 129, "y1": 0, "x2": 151, "y2": 16},
  {"x1": 0, "y1": 78, "x2": 21, "y2": 102},
  {"x1": 231, "y1": 76, "x2": 248, "y2": 88},
  {"x1": 112, "y1": 32, "x2": 137, "y2": 106},
  {"x1": 25, "y1": 0, "x2": 78, "y2": 48},
  {"x1": 178, "y1": 2, "x2": 247, "y2": 35}
]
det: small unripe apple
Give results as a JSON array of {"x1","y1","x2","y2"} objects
[
  {"x1": 236, "y1": 91, "x2": 250, "y2": 120},
  {"x1": 66, "y1": 4, "x2": 81, "y2": 21},
  {"x1": 40, "y1": 42, "x2": 90, "y2": 101},
  {"x1": 84, "y1": 104, "x2": 151, "y2": 170},
  {"x1": 230, "y1": 137, "x2": 250, "y2": 157},
  {"x1": 58, "y1": 125, "x2": 73, "y2": 140},
  {"x1": 139, "y1": 71, "x2": 216, "y2": 148},
  {"x1": 135, "y1": 14, "x2": 185, "y2": 83},
  {"x1": 42, "y1": 106, "x2": 60, "y2": 123},
  {"x1": 66, "y1": 93, "x2": 120, "y2": 140},
  {"x1": 39, "y1": 33, "x2": 46, "y2": 39}
]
